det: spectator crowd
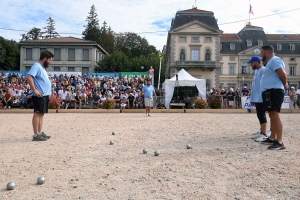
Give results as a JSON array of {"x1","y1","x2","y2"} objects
[
  {"x1": 1, "y1": 72, "x2": 299, "y2": 110},
  {"x1": 0, "y1": 72, "x2": 166, "y2": 110}
]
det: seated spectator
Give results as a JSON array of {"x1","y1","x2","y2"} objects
[
  {"x1": 19, "y1": 92, "x2": 27, "y2": 108},
  {"x1": 113, "y1": 92, "x2": 121, "y2": 108},
  {"x1": 128, "y1": 93, "x2": 135, "y2": 109},
  {"x1": 81, "y1": 92, "x2": 88, "y2": 105},
  {"x1": 65, "y1": 92, "x2": 72, "y2": 109},
  {"x1": 74, "y1": 91, "x2": 81, "y2": 109},
  {"x1": 2, "y1": 90, "x2": 13, "y2": 109},
  {"x1": 157, "y1": 101, "x2": 165, "y2": 109},
  {"x1": 120, "y1": 96, "x2": 128, "y2": 110},
  {"x1": 135, "y1": 94, "x2": 144, "y2": 109},
  {"x1": 92, "y1": 93, "x2": 101, "y2": 109}
]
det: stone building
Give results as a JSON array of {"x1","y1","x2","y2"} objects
[{"x1": 165, "y1": 7, "x2": 300, "y2": 90}]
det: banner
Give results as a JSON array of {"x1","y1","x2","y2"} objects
[
  {"x1": 88, "y1": 72, "x2": 120, "y2": 78},
  {"x1": 47, "y1": 72, "x2": 82, "y2": 77},
  {"x1": 2, "y1": 70, "x2": 28, "y2": 76},
  {"x1": 241, "y1": 96, "x2": 289, "y2": 109},
  {"x1": 120, "y1": 72, "x2": 148, "y2": 79}
]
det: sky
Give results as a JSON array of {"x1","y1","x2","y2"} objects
[{"x1": 1, "y1": 0, "x2": 300, "y2": 51}]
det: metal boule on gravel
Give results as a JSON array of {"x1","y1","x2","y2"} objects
[
  {"x1": 186, "y1": 144, "x2": 192, "y2": 149},
  {"x1": 112, "y1": 132, "x2": 115, "y2": 135},
  {"x1": 154, "y1": 151, "x2": 160, "y2": 156},
  {"x1": 37, "y1": 176, "x2": 45, "y2": 185},
  {"x1": 110, "y1": 141, "x2": 114, "y2": 145},
  {"x1": 143, "y1": 148, "x2": 148, "y2": 154},
  {"x1": 7, "y1": 182, "x2": 15, "y2": 190}
]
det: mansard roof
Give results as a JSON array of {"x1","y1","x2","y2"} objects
[{"x1": 170, "y1": 7, "x2": 219, "y2": 31}]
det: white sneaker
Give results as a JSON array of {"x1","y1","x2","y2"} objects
[
  {"x1": 254, "y1": 134, "x2": 268, "y2": 142},
  {"x1": 4, "y1": 106, "x2": 7, "y2": 109},
  {"x1": 266, "y1": 130, "x2": 271, "y2": 137},
  {"x1": 251, "y1": 134, "x2": 261, "y2": 139},
  {"x1": 8, "y1": 106, "x2": 11, "y2": 109},
  {"x1": 252, "y1": 129, "x2": 261, "y2": 134}
]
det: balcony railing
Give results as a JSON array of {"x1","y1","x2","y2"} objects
[{"x1": 176, "y1": 60, "x2": 216, "y2": 69}]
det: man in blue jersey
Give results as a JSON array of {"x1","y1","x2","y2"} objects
[
  {"x1": 142, "y1": 80, "x2": 156, "y2": 116},
  {"x1": 260, "y1": 45, "x2": 289, "y2": 150},
  {"x1": 27, "y1": 50, "x2": 54, "y2": 141},
  {"x1": 248, "y1": 56, "x2": 270, "y2": 142}
]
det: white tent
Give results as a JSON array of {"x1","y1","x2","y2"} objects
[{"x1": 164, "y1": 69, "x2": 206, "y2": 109}]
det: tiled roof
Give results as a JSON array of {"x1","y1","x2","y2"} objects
[
  {"x1": 266, "y1": 34, "x2": 300, "y2": 41},
  {"x1": 221, "y1": 34, "x2": 240, "y2": 41},
  {"x1": 180, "y1": 8, "x2": 212, "y2": 13},
  {"x1": 19, "y1": 37, "x2": 95, "y2": 43}
]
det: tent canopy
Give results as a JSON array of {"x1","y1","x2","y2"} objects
[{"x1": 164, "y1": 69, "x2": 206, "y2": 109}]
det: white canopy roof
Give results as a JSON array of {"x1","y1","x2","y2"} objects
[{"x1": 164, "y1": 69, "x2": 206, "y2": 108}]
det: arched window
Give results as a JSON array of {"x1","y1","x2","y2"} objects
[
  {"x1": 180, "y1": 49, "x2": 185, "y2": 61},
  {"x1": 205, "y1": 49, "x2": 211, "y2": 61}
]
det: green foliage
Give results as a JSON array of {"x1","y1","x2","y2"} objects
[
  {"x1": 0, "y1": 37, "x2": 20, "y2": 70},
  {"x1": 194, "y1": 99, "x2": 207, "y2": 109},
  {"x1": 44, "y1": 17, "x2": 60, "y2": 38},
  {"x1": 82, "y1": 5, "x2": 100, "y2": 42},
  {"x1": 208, "y1": 97, "x2": 222, "y2": 109},
  {"x1": 20, "y1": 27, "x2": 41, "y2": 41},
  {"x1": 96, "y1": 51, "x2": 129, "y2": 72},
  {"x1": 101, "y1": 99, "x2": 116, "y2": 109}
]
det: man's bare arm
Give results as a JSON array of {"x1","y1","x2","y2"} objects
[{"x1": 276, "y1": 68, "x2": 288, "y2": 90}]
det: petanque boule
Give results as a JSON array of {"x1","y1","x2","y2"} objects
[
  {"x1": 154, "y1": 151, "x2": 160, "y2": 156},
  {"x1": 7, "y1": 182, "x2": 15, "y2": 190},
  {"x1": 112, "y1": 132, "x2": 115, "y2": 135},
  {"x1": 186, "y1": 144, "x2": 192, "y2": 149},
  {"x1": 37, "y1": 176, "x2": 45, "y2": 185},
  {"x1": 143, "y1": 148, "x2": 148, "y2": 154},
  {"x1": 110, "y1": 141, "x2": 114, "y2": 145}
]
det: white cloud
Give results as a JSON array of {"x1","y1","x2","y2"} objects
[{"x1": 1, "y1": 0, "x2": 300, "y2": 50}]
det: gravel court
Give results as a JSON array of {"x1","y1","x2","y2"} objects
[{"x1": 0, "y1": 113, "x2": 299, "y2": 199}]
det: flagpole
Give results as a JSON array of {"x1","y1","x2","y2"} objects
[{"x1": 249, "y1": 0, "x2": 251, "y2": 25}]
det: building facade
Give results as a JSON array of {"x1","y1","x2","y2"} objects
[
  {"x1": 165, "y1": 8, "x2": 300, "y2": 90},
  {"x1": 18, "y1": 37, "x2": 108, "y2": 75}
]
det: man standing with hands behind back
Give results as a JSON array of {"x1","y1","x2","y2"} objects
[
  {"x1": 27, "y1": 50, "x2": 54, "y2": 141},
  {"x1": 260, "y1": 45, "x2": 288, "y2": 150},
  {"x1": 142, "y1": 80, "x2": 156, "y2": 116}
]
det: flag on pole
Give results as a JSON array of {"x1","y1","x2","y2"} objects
[{"x1": 249, "y1": 4, "x2": 254, "y2": 15}]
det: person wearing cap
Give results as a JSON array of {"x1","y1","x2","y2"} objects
[
  {"x1": 248, "y1": 56, "x2": 271, "y2": 142},
  {"x1": 289, "y1": 86, "x2": 297, "y2": 109},
  {"x1": 260, "y1": 45, "x2": 288, "y2": 150}
]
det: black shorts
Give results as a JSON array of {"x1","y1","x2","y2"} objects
[
  {"x1": 32, "y1": 96, "x2": 49, "y2": 113},
  {"x1": 262, "y1": 89, "x2": 284, "y2": 113}
]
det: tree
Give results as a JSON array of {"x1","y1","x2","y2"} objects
[
  {"x1": 95, "y1": 51, "x2": 129, "y2": 72},
  {"x1": 114, "y1": 32, "x2": 158, "y2": 58},
  {"x1": 44, "y1": 17, "x2": 60, "y2": 39},
  {"x1": 98, "y1": 22, "x2": 114, "y2": 53},
  {"x1": 0, "y1": 36, "x2": 20, "y2": 70},
  {"x1": 82, "y1": 5, "x2": 101, "y2": 42},
  {"x1": 20, "y1": 27, "x2": 42, "y2": 41}
]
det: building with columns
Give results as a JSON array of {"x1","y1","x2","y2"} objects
[{"x1": 165, "y1": 7, "x2": 300, "y2": 90}]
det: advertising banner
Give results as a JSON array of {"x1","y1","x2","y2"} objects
[
  {"x1": 120, "y1": 72, "x2": 148, "y2": 79},
  {"x1": 241, "y1": 96, "x2": 289, "y2": 109},
  {"x1": 47, "y1": 72, "x2": 82, "y2": 77},
  {"x1": 88, "y1": 72, "x2": 120, "y2": 78}
]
